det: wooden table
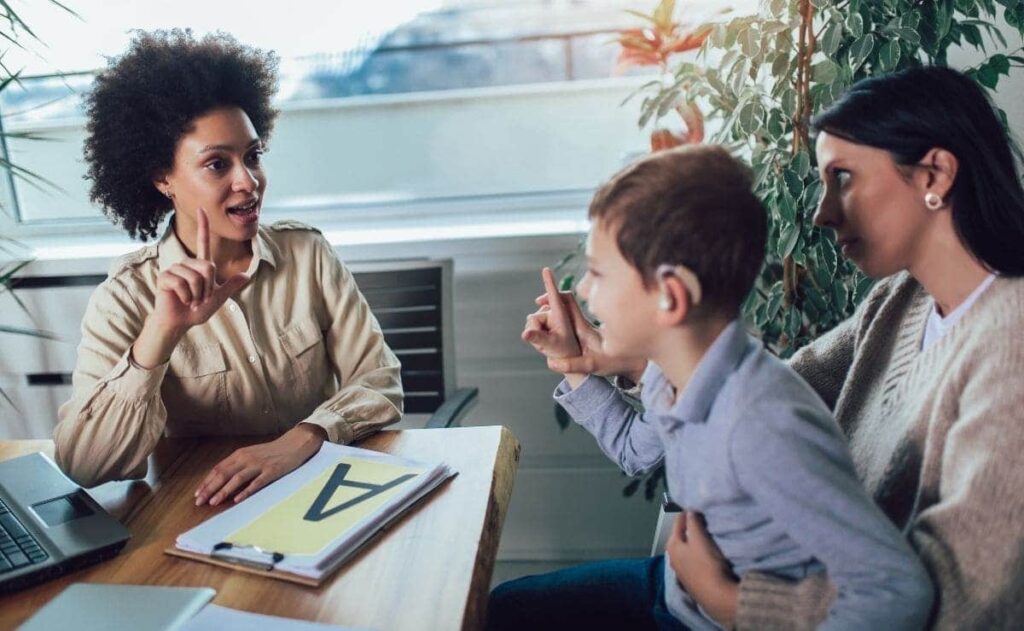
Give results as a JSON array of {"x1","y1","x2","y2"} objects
[{"x1": 0, "y1": 426, "x2": 520, "y2": 631}]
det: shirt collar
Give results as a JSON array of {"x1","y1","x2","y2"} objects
[
  {"x1": 156, "y1": 216, "x2": 279, "y2": 272},
  {"x1": 640, "y1": 319, "x2": 752, "y2": 425}
]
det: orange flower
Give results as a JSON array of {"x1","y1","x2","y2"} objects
[
  {"x1": 615, "y1": 0, "x2": 712, "y2": 72},
  {"x1": 649, "y1": 103, "x2": 705, "y2": 152}
]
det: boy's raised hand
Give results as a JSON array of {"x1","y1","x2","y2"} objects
[
  {"x1": 535, "y1": 285, "x2": 647, "y2": 383},
  {"x1": 521, "y1": 267, "x2": 582, "y2": 359}
]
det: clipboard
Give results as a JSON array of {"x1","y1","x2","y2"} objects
[
  {"x1": 164, "y1": 440, "x2": 456, "y2": 585},
  {"x1": 164, "y1": 473, "x2": 453, "y2": 586}
]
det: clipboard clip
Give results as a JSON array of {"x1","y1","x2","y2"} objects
[{"x1": 212, "y1": 542, "x2": 285, "y2": 571}]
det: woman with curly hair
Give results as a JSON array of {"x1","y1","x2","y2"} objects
[{"x1": 55, "y1": 30, "x2": 403, "y2": 505}]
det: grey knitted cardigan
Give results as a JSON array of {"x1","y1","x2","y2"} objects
[{"x1": 737, "y1": 272, "x2": 1024, "y2": 631}]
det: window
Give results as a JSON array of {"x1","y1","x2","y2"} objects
[{"x1": 0, "y1": 1, "x2": 749, "y2": 240}]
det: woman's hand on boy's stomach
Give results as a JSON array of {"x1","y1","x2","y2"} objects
[{"x1": 667, "y1": 511, "x2": 739, "y2": 628}]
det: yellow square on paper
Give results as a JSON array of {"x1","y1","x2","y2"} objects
[{"x1": 226, "y1": 457, "x2": 424, "y2": 556}]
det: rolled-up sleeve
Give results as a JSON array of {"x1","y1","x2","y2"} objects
[
  {"x1": 54, "y1": 277, "x2": 169, "y2": 487},
  {"x1": 298, "y1": 237, "x2": 403, "y2": 443}
]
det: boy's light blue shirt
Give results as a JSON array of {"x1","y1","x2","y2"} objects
[{"x1": 554, "y1": 320, "x2": 933, "y2": 631}]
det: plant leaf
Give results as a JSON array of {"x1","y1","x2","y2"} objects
[
  {"x1": 879, "y1": 39, "x2": 901, "y2": 72},
  {"x1": 821, "y1": 22, "x2": 843, "y2": 57},
  {"x1": 848, "y1": 34, "x2": 875, "y2": 71},
  {"x1": 846, "y1": 12, "x2": 865, "y2": 38}
]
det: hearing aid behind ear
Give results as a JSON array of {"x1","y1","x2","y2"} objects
[
  {"x1": 658, "y1": 292, "x2": 673, "y2": 311},
  {"x1": 655, "y1": 264, "x2": 703, "y2": 310}
]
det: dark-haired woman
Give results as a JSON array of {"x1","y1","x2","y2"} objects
[
  {"x1": 659, "y1": 65, "x2": 1024, "y2": 629},
  {"x1": 55, "y1": 30, "x2": 402, "y2": 505}
]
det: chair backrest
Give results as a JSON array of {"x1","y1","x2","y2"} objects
[
  {"x1": 347, "y1": 258, "x2": 457, "y2": 415},
  {"x1": 1, "y1": 257, "x2": 458, "y2": 436}
]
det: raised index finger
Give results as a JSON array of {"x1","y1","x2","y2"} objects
[
  {"x1": 541, "y1": 267, "x2": 568, "y2": 319},
  {"x1": 196, "y1": 206, "x2": 210, "y2": 261}
]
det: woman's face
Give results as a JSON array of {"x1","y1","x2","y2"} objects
[
  {"x1": 814, "y1": 132, "x2": 933, "y2": 278},
  {"x1": 157, "y1": 106, "x2": 266, "y2": 244}
]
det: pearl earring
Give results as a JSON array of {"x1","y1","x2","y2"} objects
[
  {"x1": 924, "y1": 192, "x2": 942, "y2": 210},
  {"x1": 658, "y1": 294, "x2": 673, "y2": 311}
]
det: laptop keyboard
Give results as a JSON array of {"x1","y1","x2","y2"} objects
[{"x1": 0, "y1": 498, "x2": 48, "y2": 573}]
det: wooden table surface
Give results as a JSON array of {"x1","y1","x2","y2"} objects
[{"x1": 0, "y1": 426, "x2": 520, "y2": 631}]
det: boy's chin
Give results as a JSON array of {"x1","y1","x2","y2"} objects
[{"x1": 600, "y1": 339, "x2": 636, "y2": 361}]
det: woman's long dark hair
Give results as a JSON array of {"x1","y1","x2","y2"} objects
[{"x1": 811, "y1": 65, "x2": 1024, "y2": 275}]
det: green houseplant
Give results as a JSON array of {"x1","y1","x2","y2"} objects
[
  {"x1": 634, "y1": 0, "x2": 1024, "y2": 357},
  {"x1": 569, "y1": 0, "x2": 1024, "y2": 500}
]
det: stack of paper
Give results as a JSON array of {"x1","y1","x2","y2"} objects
[{"x1": 173, "y1": 442, "x2": 456, "y2": 583}]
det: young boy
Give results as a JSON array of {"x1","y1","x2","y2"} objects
[{"x1": 488, "y1": 145, "x2": 932, "y2": 631}]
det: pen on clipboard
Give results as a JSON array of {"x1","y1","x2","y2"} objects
[{"x1": 212, "y1": 542, "x2": 284, "y2": 571}]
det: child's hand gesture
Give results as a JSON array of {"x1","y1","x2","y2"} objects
[{"x1": 521, "y1": 267, "x2": 582, "y2": 359}]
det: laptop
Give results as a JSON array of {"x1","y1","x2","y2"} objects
[{"x1": 0, "y1": 452, "x2": 131, "y2": 593}]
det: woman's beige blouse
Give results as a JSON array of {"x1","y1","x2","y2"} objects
[{"x1": 54, "y1": 220, "x2": 403, "y2": 487}]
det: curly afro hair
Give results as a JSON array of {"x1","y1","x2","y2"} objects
[{"x1": 83, "y1": 29, "x2": 279, "y2": 241}]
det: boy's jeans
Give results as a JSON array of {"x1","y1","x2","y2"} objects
[{"x1": 486, "y1": 556, "x2": 688, "y2": 631}]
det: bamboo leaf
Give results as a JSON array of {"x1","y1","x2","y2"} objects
[
  {"x1": 0, "y1": 325, "x2": 60, "y2": 340},
  {"x1": 0, "y1": 386, "x2": 17, "y2": 411}
]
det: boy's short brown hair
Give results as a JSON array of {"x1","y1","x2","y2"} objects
[{"x1": 589, "y1": 144, "x2": 767, "y2": 317}]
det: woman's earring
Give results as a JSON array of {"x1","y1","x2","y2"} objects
[
  {"x1": 164, "y1": 190, "x2": 174, "y2": 200},
  {"x1": 924, "y1": 192, "x2": 943, "y2": 211},
  {"x1": 658, "y1": 293, "x2": 673, "y2": 311}
]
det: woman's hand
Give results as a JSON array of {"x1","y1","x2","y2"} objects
[
  {"x1": 152, "y1": 207, "x2": 251, "y2": 331},
  {"x1": 133, "y1": 207, "x2": 250, "y2": 368},
  {"x1": 533, "y1": 280, "x2": 647, "y2": 383},
  {"x1": 194, "y1": 423, "x2": 327, "y2": 506},
  {"x1": 666, "y1": 512, "x2": 739, "y2": 629}
]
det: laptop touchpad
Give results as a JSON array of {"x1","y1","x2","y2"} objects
[{"x1": 32, "y1": 492, "x2": 94, "y2": 527}]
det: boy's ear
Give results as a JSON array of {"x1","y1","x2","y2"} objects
[{"x1": 655, "y1": 275, "x2": 690, "y2": 326}]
